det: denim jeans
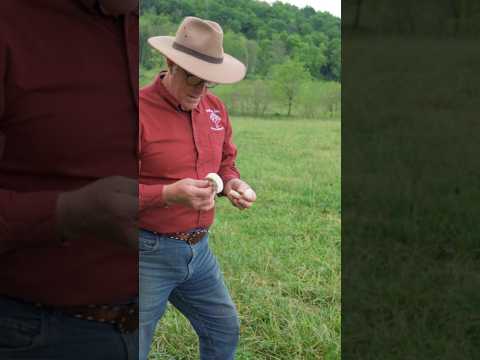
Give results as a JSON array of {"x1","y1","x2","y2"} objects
[
  {"x1": 139, "y1": 229, "x2": 239, "y2": 360},
  {"x1": 0, "y1": 296, "x2": 138, "y2": 360}
]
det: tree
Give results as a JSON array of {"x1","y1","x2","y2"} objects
[
  {"x1": 140, "y1": 11, "x2": 176, "y2": 69},
  {"x1": 139, "y1": 0, "x2": 341, "y2": 87},
  {"x1": 269, "y1": 59, "x2": 311, "y2": 117},
  {"x1": 246, "y1": 39, "x2": 259, "y2": 75},
  {"x1": 223, "y1": 31, "x2": 248, "y2": 67},
  {"x1": 322, "y1": 38, "x2": 341, "y2": 81}
]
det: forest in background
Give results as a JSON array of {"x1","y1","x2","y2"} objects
[
  {"x1": 343, "y1": 0, "x2": 480, "y2": 35},
  {"x1": 140, "y1": 0, "x2": 341, "y2": 118}
]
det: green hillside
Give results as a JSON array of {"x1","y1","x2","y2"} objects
[{"x1": 140, "y1": 0, "x2": 340, "y2": 81}]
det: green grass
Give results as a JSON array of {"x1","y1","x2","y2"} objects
[
  {"x1": 342, "y1": 34, "x2": 480, "y2": 359},
  {"x1": 148, "y1": 117, "x2": 341, "y2": 359}
]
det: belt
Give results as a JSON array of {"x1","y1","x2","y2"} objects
[
  {"x1": 164, "y1": 228, "x2": 209, "y2": 245},
  {"x1": 37, "y1": 302, "x2": 138, "y2": 334}
]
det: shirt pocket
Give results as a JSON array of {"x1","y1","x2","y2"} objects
[{"x1": 207, "y1": 130, "x2": 225, "y2": 171}]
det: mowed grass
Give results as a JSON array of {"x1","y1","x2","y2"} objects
[{"x1": 149, "y1": 117, "x2": 341, "y2": 360}]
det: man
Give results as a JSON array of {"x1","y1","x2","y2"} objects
[
  {"x1": 139, "y1": 17, "x2": 257, "y2": 360},
  {"x1": 0, "y1": 1, "x2": 139, "y2": 359}
]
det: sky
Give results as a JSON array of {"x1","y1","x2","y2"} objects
[{"x1": 263, "y1": 0, "x2": 341, "y2": 18}]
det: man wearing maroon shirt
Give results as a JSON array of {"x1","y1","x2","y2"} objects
[
  {"x1": 0, "y1": 1, "x2": 139, "y2": 359},
  {"x1": 139, "y1": 17, "x2": 257, "y2": 360}
]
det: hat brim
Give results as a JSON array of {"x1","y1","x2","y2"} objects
[{"x1": 148, "y1": 36, "x2": 246, "y2": 84}]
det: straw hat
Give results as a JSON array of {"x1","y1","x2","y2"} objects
[{"x1": 148, "y1": 16, "x2": 246, "y2": 84}]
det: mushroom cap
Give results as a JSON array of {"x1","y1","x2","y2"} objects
[{"x1": 205, "y1": 173, "x2": 224, "y2": 194}]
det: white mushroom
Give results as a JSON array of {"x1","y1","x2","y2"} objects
[
  {"x1": 205, "y1": 173, "x2": 224, "y2": 194},
  {"x1": 243, "y1": 188, "x2": 256, "y2": 201},
  {"x1": 229, "y1": 188, "x2": 255, "y2": 200},
  {"x1": 229, "y1": 189, "x2": 241, "y2": 198}
]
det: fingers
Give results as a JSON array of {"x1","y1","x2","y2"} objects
[
  {"x1": 238, "y1": 198, "x2": 254, "y2": 209},
  {"x1": 198, "y1": 201, "x2": 215, "y2": 211},
  {"x1": 189, "y1": 179, "x2": 211, "y2": 188},
  {"x1": 230, "y1": 197, "x2": 253, "y2": 210},
  {"x1": 242, "y1": 188, "x2": 256, "y2": 202},
  {"x1": 229, "y1": 189, "x2": 240, "y2": 196},
  {"x1": 193, "y1": 195, "x2": 215, "y2": 211},
  {"x1": 227, "y1": 179, "x2": 256, "y2": 202},
  {"x1": 234, "y1": 188, "x2": 256, "y2": 202},
  {"x1": 190, "y1": 185, "x2": 215, "y2": 199},
  {"x1": 227, "y1": 187, "x2": 256, "y2": 210},
  {"x1": 188, "y1": 179, "x2": 215, "y2": 200},
  {"x1": 235, "y1": 182, "x2": 250, "y2": 194},
  {"x1": 188, "y1": 179, "x2": 215, "y2": 210}
]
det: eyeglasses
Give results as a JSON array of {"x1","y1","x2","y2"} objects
[{"x1": 178, "y1": 66, "x2": 217, "y2": 89}]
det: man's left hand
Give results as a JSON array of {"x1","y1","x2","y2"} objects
[{"x1": 224, "y1": 179, "x2": 257, "y2": 210}]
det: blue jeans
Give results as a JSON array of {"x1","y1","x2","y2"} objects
[
  {"x1": 139, "y1": 229, "x2": 239, "y2": 360},
  {"x1": 0, "y1": 296, "x2": 138, "y2": 360}
]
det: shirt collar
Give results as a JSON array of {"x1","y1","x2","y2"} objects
[{"x1": 154, "y1": 71, "x2": 202, "y2": 113}]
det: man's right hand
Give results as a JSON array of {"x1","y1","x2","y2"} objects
[
  {"x1": 56, "y1": 176, "x2": 138, "y2": 249},
  {"x1": 163, "y1": 178, "x2": 215, "y2": 211}
]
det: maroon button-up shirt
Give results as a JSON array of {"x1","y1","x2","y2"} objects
[
  {"x1": 0, "y1": 0, "x2": 138, "y2": 305},
  {"x1": 139, "y1": 73, "x2": 240, "y2": 233}
]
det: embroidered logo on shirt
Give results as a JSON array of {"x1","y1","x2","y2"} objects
[{"x1": 206, "y1": 109, "x2": 224, "y2": 131}]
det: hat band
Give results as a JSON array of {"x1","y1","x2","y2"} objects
[{"x1": 173, "y1": 42, "x2": 223, "y2": 64}]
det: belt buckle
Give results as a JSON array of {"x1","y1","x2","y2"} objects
[
  {"x1": 185, "y1": 232, "x2": 198, "y2": 245},
  {"x1": 192, "y1": 229, "x2": 207, "y2": 244},
  {"x1": 169, "y1": 228, "x2": 208, "y2": 245},
  {"x1": 183, "y1": 234, "x2": 192, "y2": 245}
]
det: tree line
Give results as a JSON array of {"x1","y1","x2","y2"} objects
[
  {"x1": 140, "y1": 0, "x2": 341, "y2": 81},
  {"x1": 140, "y1": 0, "x2": 341, "y2": 118},
  {"x1": 343, "y1": 0, "x2": 480, "y2": 35}
]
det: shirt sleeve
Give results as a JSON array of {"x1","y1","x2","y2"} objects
[
  {"x1": 138, "y1": 116, "x2": 166, "y2": 210},
  {"x1": 218, "y1": 104, "x2": 241, "y2": 184},
  {"x1": 0, "y1": 31, "x2": 63, "y2": 253},
  {"x1": 139, "y1": 183, "x2": 165, "y2": 210}
]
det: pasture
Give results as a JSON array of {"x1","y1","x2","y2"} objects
[{"x1": 148, "y1": 117, "x2": 341, "y2": 359}]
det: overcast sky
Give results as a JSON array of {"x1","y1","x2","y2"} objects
[{"x1": 263, "y1": 0, "x2": 341, "y2": 18}]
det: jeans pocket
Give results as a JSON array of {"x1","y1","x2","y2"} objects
[
  {"x1": 0, "y1": 313, "x2": 45, "y2": 351},
  {"x1": 139, "y1": 236, "x2": 157, "y2": 253}
]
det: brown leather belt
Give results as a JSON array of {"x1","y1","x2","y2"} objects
[
  {"x1": 37, "y1": 302, "x2": 138, "y2": 334},
  {"x1": 164, "y1": 228, "x2": 209, "y2": 245}
]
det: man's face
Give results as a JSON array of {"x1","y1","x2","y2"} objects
[{"x1": 168, "y1": 65, "x2": 209, "y2": 111}]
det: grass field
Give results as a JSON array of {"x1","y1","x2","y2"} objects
[
  {"x1": 342, "y1": 34, "x2": 480, "y2": 359},
  {"x1": 148, "y1": 117, "x2": 341, "y2": 359}
]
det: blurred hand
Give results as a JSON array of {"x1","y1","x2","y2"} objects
[
  {"x1": 163, "y1": 178, "x2": 215, "y2": 211},
  {"x1": 224, "y1": 178, "x2": 257, "y2": 210},
  {"x1": 56, "y1": 176, "x2": 138, "y2": 248}
]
